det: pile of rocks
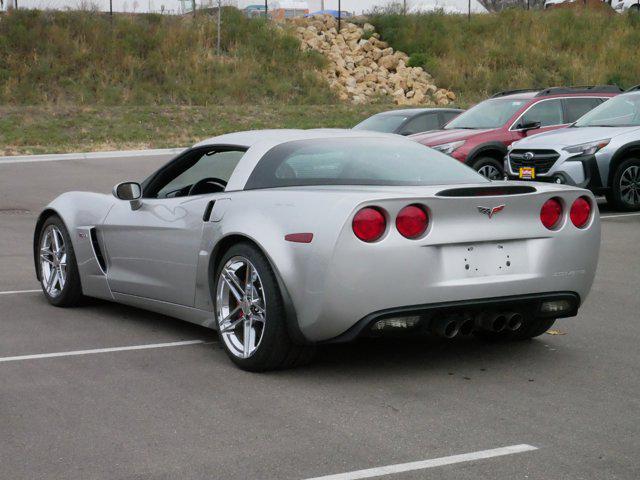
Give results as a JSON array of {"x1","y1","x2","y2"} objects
[{"x1": 291, "y1": 15, "x2": 456, "y2": 106}]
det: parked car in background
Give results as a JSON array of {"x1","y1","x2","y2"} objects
[
  {"x1": 410, "y1": 86, "x2": 622, "y2": 179},
  {"x1": 612, "y1": 0, "x2": 640, "y2": 12},
  {"x1": 507, "y1": 90, "x2": 640, "y2": 211},
  {"x1": 353, "y1": 108, "x2": 463, "y2": 136}
]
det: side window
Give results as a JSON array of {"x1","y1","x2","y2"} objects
[
  {"x1": 518, "y1": 99, "x2": 564, "y2": 128},
  {"x1": 400, "y1": 113, "x2": 441, "y2": 135},
  {"x1": 564, "y1": 97, "x2": 603, "y2": 123},
  {"x1": 440, "y1": 111, "x2": 461, "y2": 127},
  {"x1": 155, "y1": 149, "x2": 245, "y2": 198}
]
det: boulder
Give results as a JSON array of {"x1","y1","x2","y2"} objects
[{"x1": 289, "y1": 15, "x2": 456, "y2": 106}]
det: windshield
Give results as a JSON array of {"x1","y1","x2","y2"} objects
[
  {"x1": 353, "y1": 114, "x2": 408, "y2": 133},
  {"x1": 245, "y1": 137, "x2": 487, "y2": 189},
  {"x1": 573, "y1": 94, "x2": 640, "y2": 127},
  {"x1": 445, "y1": 98, "x2": 527, "y2": 129}
]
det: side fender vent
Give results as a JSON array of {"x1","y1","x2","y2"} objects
[{"x1": 90, "y1": 228, "x2": 107, "y2": 273}]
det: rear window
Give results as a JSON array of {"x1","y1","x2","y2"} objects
[{"x1": 244, "y1": 138, "x2": 487, "y2": 189}]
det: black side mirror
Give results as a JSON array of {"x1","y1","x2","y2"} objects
[
  {"x1": 113, "y1": 182, "x2": 142, "y2": 210},
  {"x1": 518, "y1": 121, "x2": 541, "y2": 132}
]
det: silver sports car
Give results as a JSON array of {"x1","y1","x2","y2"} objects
[{"x1": 34, "y1": 129, "x2": 600, "y2": 371}]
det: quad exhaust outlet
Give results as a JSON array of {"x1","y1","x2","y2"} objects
[{"x1": 430, "y1": 311, "x2": 525, "y2": 338}]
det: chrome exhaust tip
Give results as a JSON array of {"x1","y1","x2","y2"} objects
[
  {"x1": 506, "y1": 312, "x2": 524, "y2": 331},
  {"x1": 431, "y1": 317, "x2": 460, "y2": 339},
  {"x1": 459, "y1": 317, "x2": 475, "y2": 336},
  {"x1": 477, "y1": 312, "x2": 508, "y2": 333}
]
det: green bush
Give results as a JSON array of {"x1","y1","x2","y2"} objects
[
  {"x1": 369, "y1": 9, "x2": 640, "y2": 102},
  {"x1": 0, "y1": 9, "x2": 335, "y2": 105}
]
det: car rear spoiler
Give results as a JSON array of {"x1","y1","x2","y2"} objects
[{"x1": 436, "y1": 186, "x2": 537, "y2": 197}]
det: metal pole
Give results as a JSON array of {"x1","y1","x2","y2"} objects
[
  {"x1": 404, "y1": 0, "x2": 407, "y2": 14},
  {"x1": 191, "y1": 0, "x2": 196, "y2": 16},
  {"x1": 110, "y1": 0, "x2": 113, "y2": 17},
  {"x1": 338, "y1": 0, "x2": 341, "y2": 32},
  {"x1": 468, "y1": 0, "x2": 471, "y2": 21},
  {"x1": 217, "y1": 0, "x2": 221, "y2": 55},
  {"x1": 264, "y1": 0, "x2": 267, "y2": 19}
]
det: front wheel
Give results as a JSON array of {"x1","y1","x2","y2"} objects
[
  {"x1": 472, "y1": 157, "x2": 504, "y2": 180},
  {"x1": 608, "y1": 158, "x2": 640, "y2": 211},
  {"x1": 37, "y1": 215, "x2": 84, "y2": 307},
  {"x1": 214, "y1": 242, "x2": 314, "y2": 371}
]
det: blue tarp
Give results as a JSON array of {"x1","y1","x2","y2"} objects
[{"x1": 305, "y1": 9, "x2": 353, "y2": 18}]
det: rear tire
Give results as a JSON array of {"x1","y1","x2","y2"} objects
[
  {"x1": 214, "y1": 242, "x2": 314, "y2": 371},
  {"x1": 609, "y1": 158, "x2": 640, "y2": 211},
  {"x1": 472, "y1": 157, "x2": 504, "y2": 180},
  {"x1": 36, "y1": 215, "x2": 84, "y2": 307}
]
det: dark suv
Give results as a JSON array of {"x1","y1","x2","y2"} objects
[{"x1": 411, "y1": 86, "x2": 623, "y2": 179}]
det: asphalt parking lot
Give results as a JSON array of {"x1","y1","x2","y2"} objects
[{"x1": 1, "y1": 153, "x2": 639, "y2": 480}]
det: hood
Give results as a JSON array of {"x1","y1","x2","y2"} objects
[
  {"x1": 410, "y1": 128, "x2": 494, "y2": 146},
  {"x1": 513, "y1": 126, "x2": 640, "y2": 148}
]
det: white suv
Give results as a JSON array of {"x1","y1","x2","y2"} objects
[
  {"x1": 611, "y1": 0, "x2": 640, "y2": 12},
  {"x1": 506, "y1": 91, "x2": 640, "y2": 211}
]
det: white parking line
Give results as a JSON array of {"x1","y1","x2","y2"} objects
[
  {"x1": 0, "y1": 289, "x2": 41, "y2": 295},
  {"x1": 0, "y1": 147, "x2": 186, "y2": 165},
  {"x1": 303, "y1": 444, "x2": 539, "y2": 480},
  {"x1": 600, "y1": 212, "x2": 640, "y2": 219},
  {"x1": 0, "y1": 340, "x2": 206, "y2": 363}
]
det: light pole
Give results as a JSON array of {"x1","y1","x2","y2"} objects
[
  {"x1": 217, "y1": 0, "x2": 221, "y2": 55},
  {"x1": 264, "y1": 0, "x2": 268, "y2": 18},
  {"x1": 338, "y1": 0, "x2": 341, "y2": 32}
]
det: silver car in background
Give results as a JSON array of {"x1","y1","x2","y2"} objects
[
  {"x1": 507, "y1": 91, "x2": 640, "y2": 211},
  {"x1": 34, "y1": 129, "x2": 600, "y2": 371}
]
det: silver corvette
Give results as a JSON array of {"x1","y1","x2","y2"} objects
[{"x1": 34, "y1": 129, "x2": 600, "y2": 370}]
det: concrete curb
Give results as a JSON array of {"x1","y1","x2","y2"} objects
[{"x1": 0, "y1": 147, "x2": 187, "y2": 165}]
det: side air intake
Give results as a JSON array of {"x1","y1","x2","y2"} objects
[{"x1": 90, "y1": 228, "x2": 107, "y2": 273}]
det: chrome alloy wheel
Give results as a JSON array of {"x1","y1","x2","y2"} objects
[
  {"x1": 40, "y1": 225, "x2": 67, "y2": 298},
  {"x1": 620, "y1": 165, "x2": 640, "y2": 206},
  {"x1": 216, "y1": 256, "x2": 266, "y2": 359},
  {"x1": 477, "y1": 164, "x2": 503, "y2": 180}
]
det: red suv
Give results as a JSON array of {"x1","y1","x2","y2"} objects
[{"x1": 411, "y1": 86, "x2": 622, "y2": 179}]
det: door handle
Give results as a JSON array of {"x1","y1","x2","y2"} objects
[{"x1": 203, "y1": 200, "x2": 216, "y2": 221}]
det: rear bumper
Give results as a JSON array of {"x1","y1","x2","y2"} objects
[
  {"x1": 279, "y1": 188, "x2": 600, "y2": 344},
  {"x1": 325, "y1": 291, "x2": 580, "y2": 343}
]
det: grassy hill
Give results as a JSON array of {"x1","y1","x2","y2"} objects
[
  {"x1": 0, "y1": 8, "x2": 331, "y2": 105},
  {"x1": 2, "y1": 8, "x2": 640, "y2": 154},
  {"x1": 369, "y1": 8, "x2": 640, "y2": 103}
]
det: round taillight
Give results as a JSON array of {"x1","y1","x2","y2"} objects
[
  {"x1": 396, "y1": 205, "x2": 429, "y2": 239},
  {"x1": 570, "y1": 196, "x2": 591, "y2": 228},
  {"x1": 540, "y1": 198, "x2": 563, "y2": 230},
  {"x1": 353, "y1": 207, "x2": 386, "y2": 242}
]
